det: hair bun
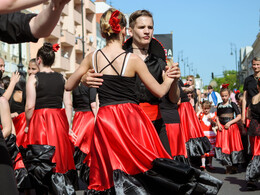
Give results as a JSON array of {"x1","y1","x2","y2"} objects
[{"x1": 43, "y1": 42, "x2": 53, "y2": 52}]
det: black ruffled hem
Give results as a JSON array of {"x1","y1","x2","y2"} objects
[
  {"x1": 215, "y1": 147, "x2": 245, "y2": 166},
  {"x1": 246, "y1": 155, "x2": 260, "y2": 182},
  {"x1": 85, "y1": 158, "x2": 222, "y2": 195},
  {"x1": 173, "y1": 155, "x2": 190, "y2": 165},
  {"x1": 15, "y1": 168, "x2": 32, "y2": 190},
  {"x1": 186, "y1": 136, "x2": 212, "y2": 157},
  {"x1": 74, "y1": 146, "x2": 87, "y2": 170},
  {"x1": 5, "y1": 134, "x2": 19, "y2": 162},
  {"x1": 20, "y1": 144, "x2": 78, "y2": 194}
]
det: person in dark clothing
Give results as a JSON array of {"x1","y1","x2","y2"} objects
[{"x1": 242, "y1": 57, "x2": 260, "y2": 127}]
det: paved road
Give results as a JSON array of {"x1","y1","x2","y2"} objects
[{"x1": 193, "y1": 158, "x2": 260, "y2": 195}]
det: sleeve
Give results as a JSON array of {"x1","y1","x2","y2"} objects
[
  {"x1": 0, "y1": 12, "x2": 38, "y2": 43},
  {"x1": 231, "y1": 102, "x2": 241, "y2": 116},
  {"x1": 89, "y1": 88, "x2": 97, "y2": 103}
]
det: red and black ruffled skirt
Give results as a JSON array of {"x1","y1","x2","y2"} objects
[
  {"x1": 12, "y1": 112, "x2": 31, "y2": 189},
  {"x1": 178, "y1": 102, "x2": 211, "y2": 157},
  {"x1": 165, "y1": 123, "x2": 189, "y2": 164},
  {"x1": 72, "y1": 110, "x2": 95, "y2": 169},
  {"x1": 246, "y1": 135, "x2": 260, "y2": 181},
  {"x1": 215, "y1": 123, "x2": 245, "y2": 166},
  {"x1": 85, "y1": 103, "x2": 222, "y2": 194},
  {"x1": 20, "y1": 108, "x2": 77, "y2": 194}
]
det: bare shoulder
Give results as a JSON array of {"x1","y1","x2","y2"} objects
[{"x1": 128, "y1": 53, "x2": 145, "y2": 66}]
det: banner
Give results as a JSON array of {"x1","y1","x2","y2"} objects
[{"x1": 153, "y1": 34, "x2": 173, "y2": 59}]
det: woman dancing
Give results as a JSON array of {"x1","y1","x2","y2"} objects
[{"x1": 66, "y1": 8, "x2": 222, "y2": 194}]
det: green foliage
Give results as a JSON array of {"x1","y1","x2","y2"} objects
[
  {"x1": 195, "y1": 74, "x2": 200, "y2": 78},
  {"x1": 210, "y1": 70, "x2": 239, "y2": 93}
]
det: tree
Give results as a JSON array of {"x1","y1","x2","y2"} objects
[{"x1": 211, "y1": 70, "x2": 238, "y2": 93}]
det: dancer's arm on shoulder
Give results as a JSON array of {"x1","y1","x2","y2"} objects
[{"x1": 130, "y1": 54, "x2": 173, "y2": 98}]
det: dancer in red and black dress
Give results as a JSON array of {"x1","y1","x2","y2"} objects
[
  {"x1": 72, "y1": 83, "x2": 95, "y2": 172},
  {"x1": 66, "y1": 8, "x2": 222, "y2": 194},
  {"x1": 160, "y1": 60, "x2": 188, "y2": 164},
  {"x1": 178, "y1": 80, "x2": 211, "y2": 157},
  {"x1": 21, "y1": 43, "x2": 77, "y2": 194},
  {"x1": 245, "y1": 78, "x2": 260, "y2": 190},
  {"x1": 160, "y1": 94, "x2": 189, "y2": 164},
  {"x1": 215, "y1": 84, "x2": 244, "y2": 173}
]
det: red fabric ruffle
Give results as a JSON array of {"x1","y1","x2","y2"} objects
[
  {"x1": 72, "y1": 111, "x2": 95, "y2": 155},
  {"x1": 27, "y1": 108, "x2": 75, "y2": 173},
  {"x1": 178, "y1": 102, "x2": 205, "y2": 142},
  {"x1": 165, "y1": 123, "x2": 188, "y2": 158},
  {"x1": 87, "y1": 103, "x2": 171, "y2": 191},
  {"x1": 216, "y1": 123, "x2": 244, "y2": 154}
]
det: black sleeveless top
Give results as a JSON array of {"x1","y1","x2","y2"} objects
[
  {"x1": 94, "y1": 50, "x2": 138, "y2": 107},
  {"x1": 217, "y1": 101, "x2": 240, "y2": 125},
  {"x1": 9, "y1": 92, "x2": 25, "y2": 114},
  {"x1": 72, "y1": 83, "x2": 96, "y2": 111},
  {"x1": 35, "y1": 72, "x2": 65, "y2": 109}
]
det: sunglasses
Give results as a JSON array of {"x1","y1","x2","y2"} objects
[{"x1": 188, "y1": 79, "x2": 193, "y2": 81}]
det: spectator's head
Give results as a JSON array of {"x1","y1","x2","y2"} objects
[
  {"x1": 128, "y1": 10, "x2": 154, "y2": 47},
  {"x1": 100, "y1": 8, "x2": 127, "y2": 41},
  {"x1": 186, "y1": 75, "x2": 195, "y2": 86},
  {"x1": 28, "y1": 58, "x2": 39, "y2": 76},
  {"x1": 207, "y1": 85, "x2": 213, "y2": 93},
  {"x1": 252, "y1": 56, "x2": 260, "y2": 74},
  {"x1": 2, "y1": 75, "x2": 10, "y2": 89},
  {"x1": 0, "y1": 57, "x2": 5, "y2": 77},
  {"x1": 36, "y1": 42, "x2": 58, "y2": 67},
  {"x1": 235, "y1": 92, "x2": 243, "y2": 107}
]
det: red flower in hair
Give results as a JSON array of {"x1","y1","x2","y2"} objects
[
  {"x1": 221, "y1": 83, "x2": 229, "y2": 88},
  {"x1": 52, "y1": 43, "x2": 60, "y2": 52},
  {"x1": 234, "y1": 89, "x2": 240, "y2": 94},
  {"x1": 109, "y1": 10, "x2": 121, "y2": 34}
]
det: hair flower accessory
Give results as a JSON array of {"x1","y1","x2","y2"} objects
[
  {"x1": 52, "y1": 43, "x2": 60, "y2": 52},
  {"x1": 221, "y1": 83, "x2": 229, "y2": 88},
  {"x1": 109, "y1": 10, "x2": 121, "y2": 34},
  {"x1": 234, "y1": 89, "x2": 240, "y2": 94}
]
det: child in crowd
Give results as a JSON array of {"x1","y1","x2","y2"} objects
[
  {"x1": 215, "y1": 84, "x2": 245, "y2": 174},
  {"x1": 197, "y1": 100, "x2": 217, "y2": 170}
]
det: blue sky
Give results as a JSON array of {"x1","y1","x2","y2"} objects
[{"x1": 111, "y1": 0, "x2": 260, "y2": 85}]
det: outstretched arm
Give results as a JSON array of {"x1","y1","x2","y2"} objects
[
  {"x1": 29, "y1": 0, "x2": 70, "y2": 39},
  {"x1": 0, "y1": 0, "x2": 47, "y2": 14}
]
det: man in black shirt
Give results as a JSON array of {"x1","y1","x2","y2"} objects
[{"x1": 242, "y1": 57, "x2": 260, "y2": 125}]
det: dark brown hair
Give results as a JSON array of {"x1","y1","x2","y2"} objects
[
  {"x1": 129, "y1": 10, "x2": 153, "y2": 28},
  {"x1": 37, "y1": 43, "x2": 55, "y2": 66}
]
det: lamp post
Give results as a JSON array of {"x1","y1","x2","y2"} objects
[
  {"x1": 230, "y1": 42, "x2": 238, "y2": 86},
  {"x1": 17, "y1": 43, "x2": 26, "y2": 78},
  {"x1": 81, "y1": 0, "x2": 85, "y2": 59},
  {"x1": 184, "y1": 57, "x2": 188, "y2": 77},
  {"x1": 178, "y1": 50, "x2": 183, "y2": 75}
]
